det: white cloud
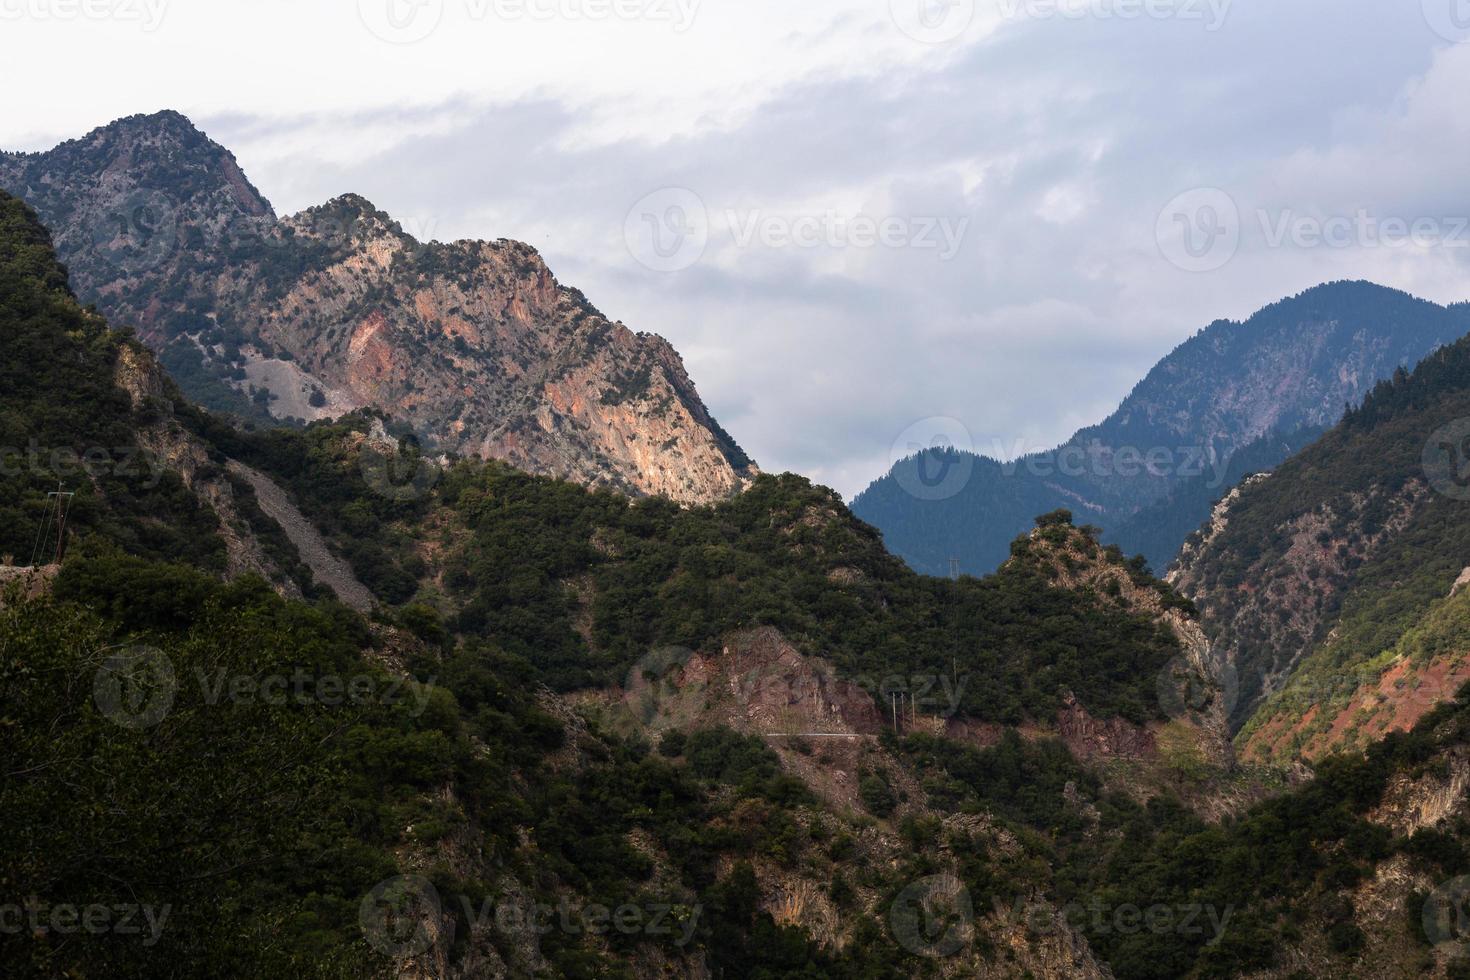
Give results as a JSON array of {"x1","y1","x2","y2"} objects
[{"x1": 4, "y1": 0, "x2": 1469, "y2": 497}]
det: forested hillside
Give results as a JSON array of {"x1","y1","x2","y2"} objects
[
  {"x1": 1172, "y1": 334, "x2": 1470, "y2": 758},
  {"x1": 7, "y1": 190, "x2": 1470, "y2": 979},
  {"x1": 0, "y1": 192, "x2": 225, "y2": 568}
]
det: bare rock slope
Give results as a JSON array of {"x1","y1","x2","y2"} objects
[{"x1": 0, "y1": 111, "x2": 754, "y2": 504}]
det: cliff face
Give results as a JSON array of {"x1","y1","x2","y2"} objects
[
  {"x1": 0, "y1": 112, "x2": 754, "y2": 505},
  {"x1": 230, "y1": 195, "x2": 752, "y2": 503},
  {"x1": 1170, "y1": 335, "x2": 1470, "y2": 763},
  {"x1": 1170, "y1": 474, "x2": 1432, "y2": 735}
]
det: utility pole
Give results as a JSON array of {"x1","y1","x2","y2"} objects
[{"x1": 47, "y1": 484, "x2": 74, "y2": 564}]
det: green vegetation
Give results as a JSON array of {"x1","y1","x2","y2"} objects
[
  {"x1": 0, "y1": 194, "x2": 870, "y2": 976},
  {"x1": 1, "y1": 554, "x2": 970, "y2": 979},
  {"x1": 7, "y1": 183, "x2": 1470, "y2": 980},
  {"x1": 247, "y1": 433, "x2": 1182, "y2": 724},
  {"x1": 0, "y1": 192, "x2": 225, "y2": 569},
  {"x1": 191, "y1": 411, "x2": 434, "y2": 605},
  {"x1": 185, "y1": 389, "x2": 1186, "y2": 726},
  {"x1": 899, "y1": 688, "x2": 1470, "y2": 979},
  {"x1": 3, "y1": 564, "x2": 451, "y2": 977},
  {"x1": 1182, "y1": 332, "x2": 1470, "y2": 731}
]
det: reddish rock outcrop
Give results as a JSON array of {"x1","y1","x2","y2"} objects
[{"x1": 1, "y1": 112, "x2": 756, "y2": 505}]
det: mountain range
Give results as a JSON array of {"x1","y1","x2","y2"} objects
[
  {"x1": 852, "y1": 283, "x2": 1470, "y2": 576},
  {"x1": 1169, "y1": 332, "x2": 1470, "y2": 753},
  {"x1": 0, "y1": 111, "x2": 753, "y2": 505},
  {"x1": 0, "y1": 190, "x2": 1217, "y2": 976},
  {"x1": 7, "y1": 111, "x2": 1470, "y2": 979}
]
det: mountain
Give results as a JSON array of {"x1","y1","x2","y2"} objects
[
  {"x1": 0, "y1": 111, "x2": 754, "y2": 505},
  {"x1": 852, "y1": 283, "x2": 1470, "y2": 576},
  {"x1": 0, "y1": 190, "x2": 1174, "y2": 979},
  {"x1": 10, "y1": 187, "x2": 1470, "y2": 980},
  {"x1": 1170, "y1": 330, "x2": 1470, "y2": 758},
  {"x1": 1107, "y1": 425, "x2": 1328, "y2": 572},
  {"x1": 0, "y1": 188, "x2": 315, "y2": 591}
]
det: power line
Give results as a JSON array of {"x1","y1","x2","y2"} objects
[
  {"x1": 27, "y1": 493, "x2": 55, "y2": 568},
  {"x1": 48, "y1": 485, "x2": 75, "y2": 563},
  {"x1": 29, "y1": 483, "x2": 74, "y2": 567}
]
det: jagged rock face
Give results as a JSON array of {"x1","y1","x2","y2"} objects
[
  {"x1": 1177, "y1": 478, "x2": 1454, "y2": 756},
  {"x1": 1369, "y1": 746, "x2": 1470, "y2": 837},
  {"x1": 0, "y1": 112, "x2": 755, "y2": 505},
  {"x1": 0, "y1": 110, "x2": 274, "y2": 309},
  {"x1": 1172, "y1": 474, "x2": 1433, "y2": 739},
  {"x1": 1250, "y1": 745, "x2": 1470, "y2": 979}
]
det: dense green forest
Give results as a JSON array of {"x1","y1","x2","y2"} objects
[
  {"x1": 0, "y1": 193, "x2": 225, "y2": 569},
  {"x1": 10, "y1": 556, "x2": 1468, "y2": 977},
  {"x1": 5, "y1": 188, "x2": 1470, "y2": 979},
  {"x1": 4, "y1": 555, "x2": 880, "y2": 978},
  {"x1": 201, "y1": 409, "x2": 1185, "y2": 726}
]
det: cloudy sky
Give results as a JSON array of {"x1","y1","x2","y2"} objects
[{"x1": 5, "y1": 0, "x2": 1470, "y2": 496}]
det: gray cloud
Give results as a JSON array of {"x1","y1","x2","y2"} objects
[{"x1": 188, "y1": 1, "x2": 1470, "y2": 496}]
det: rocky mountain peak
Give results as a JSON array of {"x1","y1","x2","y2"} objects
[
  {"x1": 0, "y1": 112, "x2": 755, "y2": 505},
  {"x1": 96, "y1": 108, "x2": 211, "y2": 146},
  {"x1": 17, "y1": 110, "x2": 272, "y2": 218}
]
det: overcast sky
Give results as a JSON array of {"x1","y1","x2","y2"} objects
[{"x1": 5, "y1": 0, "x2": 1470, "y2": 496}]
